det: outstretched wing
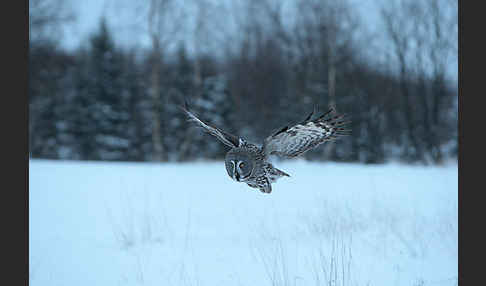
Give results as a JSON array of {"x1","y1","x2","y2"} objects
[
  {"x1": 263, "y1": 108, "x2": 350, "y2": 158},
  {"x1": 181, "y1": 104, "x2": 241, "y2": 148}
]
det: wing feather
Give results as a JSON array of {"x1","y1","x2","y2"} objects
[
  {"x1": 181, "y1": 105, "x2": 241, "y2": 148},
  {"x1": 263, "y1": 108, "x2": 350, "y2": 158}
]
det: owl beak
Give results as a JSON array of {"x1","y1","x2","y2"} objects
[{"x1": 235, "y1": 171, "x2": 240, "y2": 182}]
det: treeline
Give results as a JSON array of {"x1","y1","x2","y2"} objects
[{"x1": 29, "y1": 0, "x2": 457, "y2": 164}]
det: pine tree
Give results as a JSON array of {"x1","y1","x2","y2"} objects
[{"x1": 68, "y1": 19, "x2": 132, "y2": 161}]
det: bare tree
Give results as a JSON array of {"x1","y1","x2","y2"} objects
[
  {"x1": 29, "y1": 0, "x2": 75, "y2": 158},
  {"x1": 192, "y1": 0, "x2": 213, "y2": 86},
  {"x1": 293, "y1": 0, "x2": 359, "y2": 160},
  {"x1": 147, "y1": 0, "x2": 164, "y2": 161},
  {"x1": 29, "y1": 0, "x2": 75, "y2": 43},
  {"x1": 381, "y1": 0, "x2": 424, "y2": 161},
  {"x1": 143, "y1": 0, "x2": 183, "y2": 161},
  {"x1": 380, "y1": 0, "x2": 457, "y2": 163},
  {"x1": 178, "y1": 0, "x2": 219, "y2": 160},
  {"x1": 108, "y1": 0, "x2": 184, "y2": 161}
]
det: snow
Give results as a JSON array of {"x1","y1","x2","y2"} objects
[{"x1": 29, "y1": 159, "x2": 457, "y2": 286}]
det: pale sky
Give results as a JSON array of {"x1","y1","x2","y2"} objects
[
  {"x1": 62, "y1": 0, "x2": 382, "y2": 52},
  {"x1": 60, "y1": 0, "x2": 457, "y2": 83}
]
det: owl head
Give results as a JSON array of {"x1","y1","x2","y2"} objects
[{"x1": 225, "y1": 148, "x2": 255, "y2": 182}]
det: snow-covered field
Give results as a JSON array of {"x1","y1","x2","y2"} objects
[{"x1": 29, "y1": 159, "x2": 457, "y2": 286}]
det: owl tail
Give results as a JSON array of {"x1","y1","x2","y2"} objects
[
  {"x1": 276, "y1": 168, "x2": 290, "y2": 177},
  {"x1": 266, "y1": 164, "x2": 290, "y2": 187},
  {"x1": 271, "y1": 167, "x2": 290, "y2": 178}
]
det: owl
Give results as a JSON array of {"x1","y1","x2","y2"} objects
[{"x1": 182, "y1": 104, "x2": 350, "y2": 194}]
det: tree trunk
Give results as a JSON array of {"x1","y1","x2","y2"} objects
[
  {"x1": 398, "y1": 61, "x2": 424, "y2": 162},
  {"x1": 150, "y1": 41, "x2": 164, "y2": 161},
  {"x1": 325, "y1": 19, "x2": 337, "y2": 161}
]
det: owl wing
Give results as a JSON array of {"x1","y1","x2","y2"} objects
[
  {"x1": 262, "y1": 108, "x2": 350, "y2": 158},
  {"x1": 181, "y1": 104, "x2": 242, "y2": 148}
]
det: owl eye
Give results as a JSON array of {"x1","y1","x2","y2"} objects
[{"x1": 239, "y1": 162, "x2": 245, "y2": 168}]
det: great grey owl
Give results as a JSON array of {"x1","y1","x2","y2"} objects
[{"x1": 182, "y1": 105, "x2": 350, "y2": 194}]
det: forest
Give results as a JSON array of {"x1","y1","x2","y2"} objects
[{"x1": 29, "y1": 0, "x2": 458, "y2": 164}]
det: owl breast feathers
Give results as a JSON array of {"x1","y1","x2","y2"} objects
[{"x1": 182, "y1": 104, "x2": 350, "y2": 194}]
